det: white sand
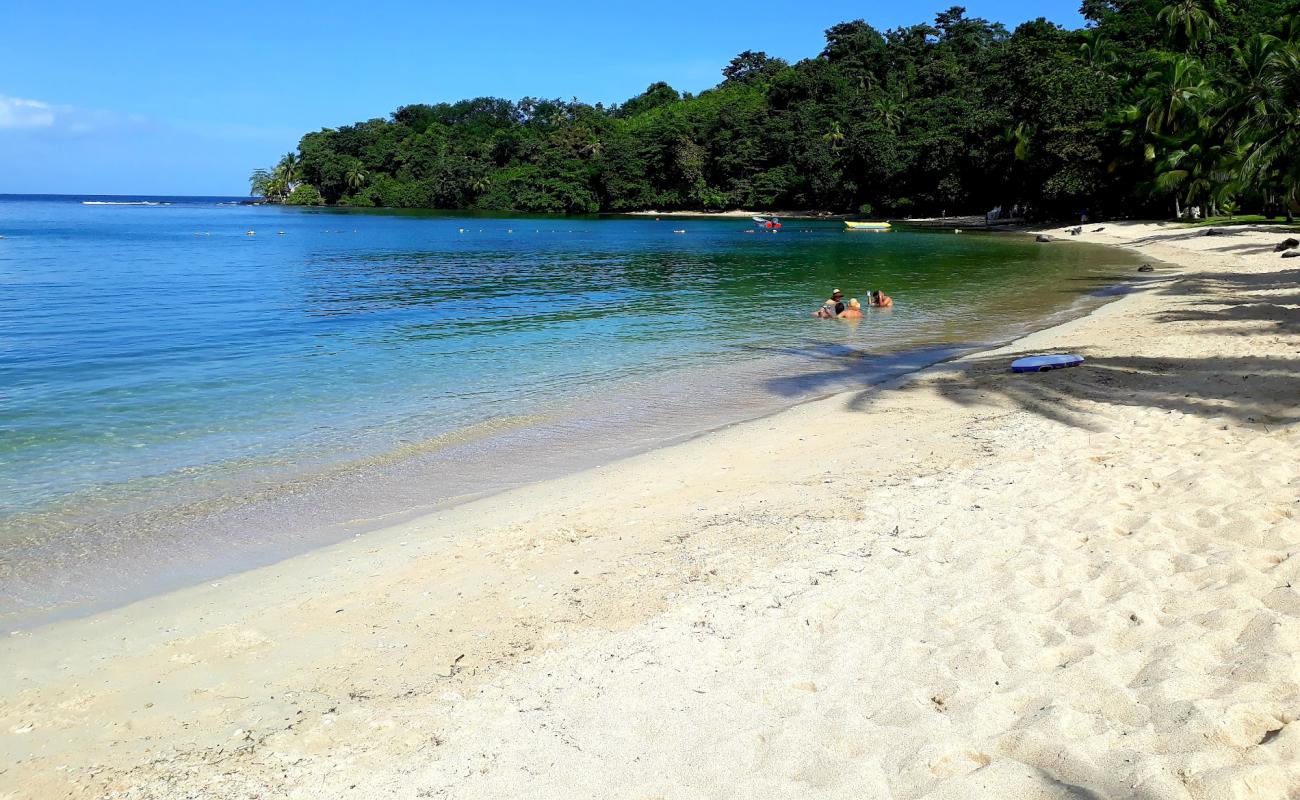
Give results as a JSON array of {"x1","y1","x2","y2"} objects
[{"x1": 2, "y1": 222, "x2": 1298, "y2": 799}]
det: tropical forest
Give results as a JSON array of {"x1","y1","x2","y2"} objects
[{"x1": 249, "y1": 0, "x2": 1300, "y2": 220}]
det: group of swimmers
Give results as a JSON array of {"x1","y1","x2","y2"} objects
[{"x1": 813, "y1": 287, "x2": 892, "y2": 319}]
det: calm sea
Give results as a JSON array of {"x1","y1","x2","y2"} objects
[{"x1": 0, "y1": 195, "x2": 1142, "y2": 625}]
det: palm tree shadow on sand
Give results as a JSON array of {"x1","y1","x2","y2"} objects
[
  {"x1": 742, "y1": 341, "x2": 975, "y2": 400},
  {"x1": 908, "y1": 350, "x2": 1299, "y2": 432}
]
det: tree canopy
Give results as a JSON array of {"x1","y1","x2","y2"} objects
[{"x1": 252, "y1": 1, "x2": 1300, "y2": 220}]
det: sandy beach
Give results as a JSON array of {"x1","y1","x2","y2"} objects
[{"x1": 2, "y1": 221, "x2": 1298, "y2": 799}]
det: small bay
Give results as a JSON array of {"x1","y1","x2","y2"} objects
[{"x1": 0, "y1": 195, "x2": 1141, "y2": 625}]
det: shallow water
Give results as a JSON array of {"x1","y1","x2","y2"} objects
[{"x1": 0, "y1": 196, "x2": 1143, "y2": 625}]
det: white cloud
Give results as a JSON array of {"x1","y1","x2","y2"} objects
[
  {"x1": 0, "y1": 95, "x2": 56, "y2": 129},
  {"x1": 0, "y1": 95, "x2": 153, "y2": 137},
  {"x1": 0, "y1": 95, "x2": 289, "y2": 145}
]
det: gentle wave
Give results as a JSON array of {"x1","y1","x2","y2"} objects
[{"x1": 81, "y1": 201, "x2": 168, "y2": 206}]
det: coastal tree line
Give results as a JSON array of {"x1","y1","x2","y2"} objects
[{"x1": 251, "y1": 0, "x2": 1300, "y2": 220}]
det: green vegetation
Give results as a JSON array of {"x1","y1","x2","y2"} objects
[
  {"x1": 251, "y1": 0, "x2": 1300, "y2": 220},
  {"x1": 247, "y1": 152, "x2": 301, "y2": 203},
  {"x1": 285, "y1": 184, "x2": 323, "y2": 206}
]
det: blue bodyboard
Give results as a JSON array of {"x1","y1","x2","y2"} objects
[{"x1": 1011, "y1": 354, "x2": 1084, "y2": 373}]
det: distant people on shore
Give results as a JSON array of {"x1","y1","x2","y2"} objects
[{"x1": 986, "y1": 203, "x2": 1028, "y2": 222}]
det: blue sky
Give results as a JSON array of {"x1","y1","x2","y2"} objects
[{"x1": 0, "y1": 1, "x2": 1086, "y2": 196}]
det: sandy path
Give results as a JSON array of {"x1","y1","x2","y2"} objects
[{"x1": 1, "y1": 221, "x2": 1297, "y2": 799}]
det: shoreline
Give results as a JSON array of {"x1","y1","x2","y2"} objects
[
  {"x1": 2, "y1": 221, "x2": 1297, "y2": 798},
  {"x1": 0, "y1": 228, "x2": 1141, "y2": 632}
]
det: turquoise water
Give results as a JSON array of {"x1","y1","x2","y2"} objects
[{"x1": 0, "y1": 195, "x2": 1141, "y2": 624}]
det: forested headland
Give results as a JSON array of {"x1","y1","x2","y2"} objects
[{"x1": 250, "y1": 0, "x2": 1300, "y2": 220}]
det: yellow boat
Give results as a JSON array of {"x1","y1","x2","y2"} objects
[{"x1": 844, "y1": 220, "x2": 892, "y2": 230}]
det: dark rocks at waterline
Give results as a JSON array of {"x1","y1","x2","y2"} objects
[
  {"x1": 1138, "y1": 264, "x2": 1155, "y2": 272},
  {"x1": 1093, "y1": 227, "x2": 1105, "y2": 232},
  {"x1": 1273, "y1": 237, "x2": 1299, "y2": 252},
  {"x1": 1282, "y1": 250, "x2": 1300, "y2": 259},
  {"x1": 1036, "y1": 234, "x2": 1053, "y2": 243},
  {"x1": 1203, "y1": 228, "x2": 1225, "y2": 236}
]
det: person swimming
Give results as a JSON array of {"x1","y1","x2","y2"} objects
[
  {"x1": 813, "y1": 288, "x2": 846, "y2": 318},
  {"x1": 838, "y1": 298, "x2": 864, "y2": 319},
  {"x1": 814, "y1": 301, "x2": 844, "y2": 318},
  {"x1": 870, "y1": 290, "x2": 894, "y2": 308}
]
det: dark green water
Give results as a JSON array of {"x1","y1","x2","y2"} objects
[{"x1": 0, "y1": 196, "x2": 1144, "y2": 625}]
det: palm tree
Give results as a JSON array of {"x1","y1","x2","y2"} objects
[
  {"x1": 1157, "y1": 0, "x2": 1220, "y2": 50},
  {"x1": 1137, "y1": 55, "x2": 1210, "y2": 136},
  {"x1": 277, "y1": 152, "x2": 299, "y2": 183},
  {"x1": 822, "y1": 121, "x2": 846, "y2": 153},
  {"x1": 269, "y1": 153, "x2": 299, "y2": 201},
  {"x1": 345, "y1": 164, "x2": 368, "y2": 192},
  {"x1": 871, "y1": 94, "x2": 903, "y2": 134},
  {"x1": 1005, "y1": 122, "x2": 1034, "y2": 161},
  {"x1": 1079, "y1": 30, "x2": 1117, "y2": 69},
  {"x1": 1152, "y1": 120, "x2": 1237, "y2": 218},
  {"x1": 1220, "y1": 34, "x2": 1282, "y2": 120},
  {"x1": 1115, "y1": 55, "x2": 1213, "y2": 217},
  {"x1": 1231, "y1": 36, "x2": 1300, "y2": 220},
  {"x1": 248, "y1": 168, "x2": 273, "y2": 199}
]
